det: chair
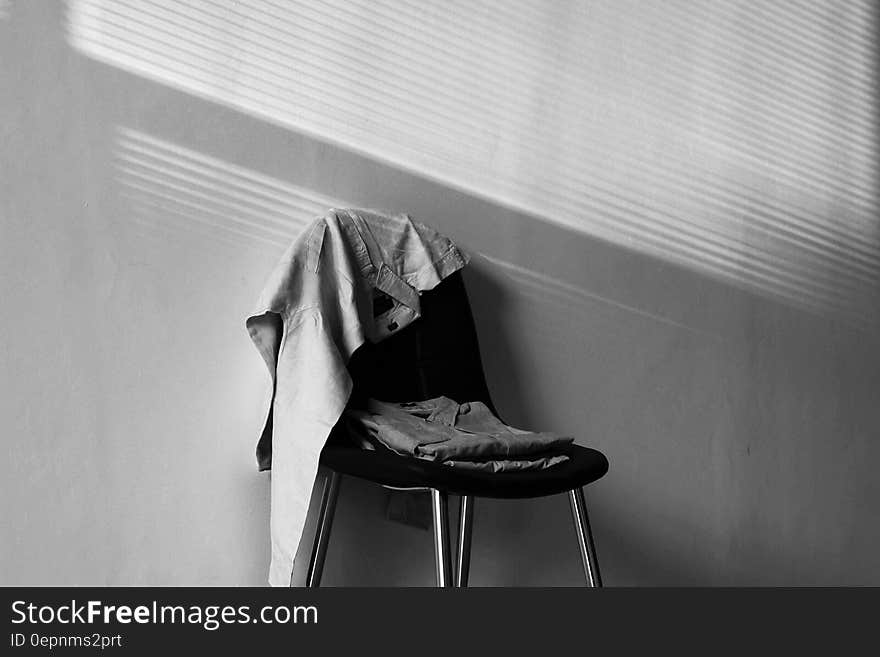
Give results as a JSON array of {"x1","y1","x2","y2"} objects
[{"x1": 306, "y1": 271, "x2": 609, "y2": 587}]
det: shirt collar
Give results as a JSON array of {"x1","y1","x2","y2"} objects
[
  {"x1": 339, "y1": 209, "x2": 421, "y2": 314},
  {"x1": 375, "y1": 263, "x2": 420, "y2": 313}
]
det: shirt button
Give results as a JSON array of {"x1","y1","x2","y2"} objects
[{"x1": 387, "y1": 321, "x2": 398, "y2": 331}]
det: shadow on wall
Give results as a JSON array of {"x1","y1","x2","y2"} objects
[
  {"x1": 2, "y1": 0, "x2": 880, "y2": 586},
  {"x1": 461, "y1": 265, "x2": 532, "y2": 427}
]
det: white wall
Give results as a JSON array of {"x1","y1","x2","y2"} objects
[{"x1": 2, "y1": 1, "x2": 878, "y2": 586}]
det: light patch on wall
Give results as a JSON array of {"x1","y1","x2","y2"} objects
[
  {"x1": 0, "y1": 0, "x2": 11, "y2": 20},
  {"x1": 72, "y1": 1, "x2": 880, "y2": 327},
  {"x1": 114, "y1": 127, "x2": 344, "y2": 250}
]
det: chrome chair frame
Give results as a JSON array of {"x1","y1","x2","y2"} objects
[{"x1": 304, "y1": 472, "x2": 602, "y2": 588}]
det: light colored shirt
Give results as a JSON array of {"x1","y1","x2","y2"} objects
[
  {"x1": 246, "y1": 208, "x2": 469, "y2": 586},
  {"x1": 345, "y1": 397, "x2": 572, "y2": 472}
]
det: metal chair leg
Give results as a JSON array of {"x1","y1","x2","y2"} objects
[
  {"x1": 305, "y1": 470, "x2": 341, "y2": 587},
  {"x1": 455, "y1": 495, "x2": 474, "y2": 587},
  {"x1": 568, "y1": 487, "x2": 603, "y2": 587},
  {"x1": 431, "y1": 489, "x2": 453, "y2": 587}
]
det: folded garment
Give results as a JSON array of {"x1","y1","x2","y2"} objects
[
  {"x1": 344, "y1": 396, "x2": 573, "y2": 472},
  {"x1": 443, "y1": 455, "x2": 569, "y2": 473}
]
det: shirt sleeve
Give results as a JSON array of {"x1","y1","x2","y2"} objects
[{"x1": 266, "y1": 306, "x2": 352, "y2": 587}]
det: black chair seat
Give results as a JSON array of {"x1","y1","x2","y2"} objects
[{"x1": 320, "y1": 442, "x2": 609, "y2": 499}]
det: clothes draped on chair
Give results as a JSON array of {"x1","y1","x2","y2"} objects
[
  {"x1": 312, "y1": 268, "x2": 609, "y2": 587},
  {"x1": 246, "y1": 208, "x2": 468, "y2": 587}
]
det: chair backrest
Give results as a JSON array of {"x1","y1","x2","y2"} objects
[{"x1": 346, "y1": 271, "x2": 497, "y2": 414}]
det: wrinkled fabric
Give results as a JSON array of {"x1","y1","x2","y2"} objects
[
  {"x1": 247, "y1": 209, "x2": 468, "y2": 586},
  {"x1": 345, "y1": 397, "x2": 573, "y2": 472},
  {"x1": 443, "y1": 456, "x2": 568, "y2": 472}
]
